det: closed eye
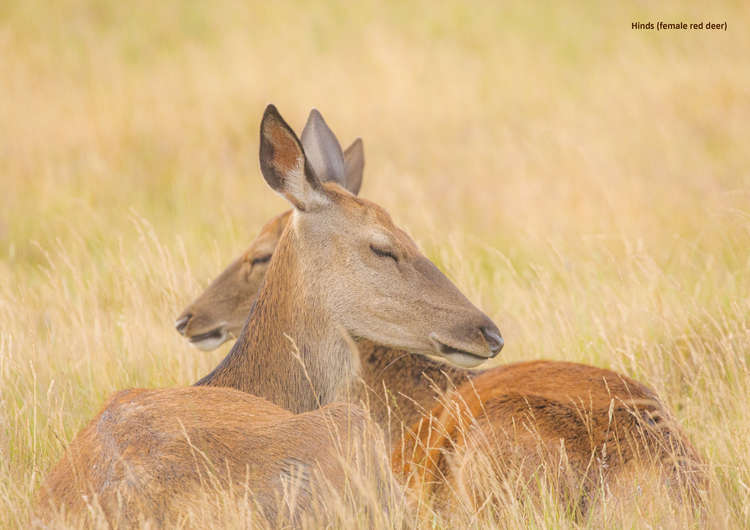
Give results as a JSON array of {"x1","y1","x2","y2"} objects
[
  {"x1": 370, "y1": 244, "x2": 398, "y2": 263},
  {"x1": 251, "y1": 254, "x2": 272, "y2": 267}
]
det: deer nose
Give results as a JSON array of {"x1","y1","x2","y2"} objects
[
  {"x1": 175, "y1": 314, "x2": 192, "y2": 335},
  {"x1": 480, "y1": 325, "x2": 504, "y2": 356}
]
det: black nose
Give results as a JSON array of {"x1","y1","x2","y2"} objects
[
  {"x1": 175, "y1": 313, "x2": 192, "y2": 335},
  {"x1": 480, "y1": 325, "x2": 504, "y2": 356}
]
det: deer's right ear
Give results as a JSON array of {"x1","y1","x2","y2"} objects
[{"x1": 259, "y1": 105, "x2": 329, "y2": 212}]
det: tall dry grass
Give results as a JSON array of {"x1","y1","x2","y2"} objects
[{"x1": 1, "y1": 0, "x2": 748, "y2": 527}]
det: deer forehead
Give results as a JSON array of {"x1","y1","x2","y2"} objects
[
  {"x1": 241, "y1": 238, "x2": 272, "y2": 263},
  {"x1": 326, "y1": 190, "x2": 402, "y2": 233},
  {"x1": 290, "y1": 184, "x2": 420, "y2": 254}
]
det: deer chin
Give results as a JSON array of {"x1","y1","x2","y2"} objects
[
  {"x1": 428, "y1": 333, "x2": 491, "y2": 368},
  {"x1": 441, "y1": 351, "x2": 490, "y2": 368},
  {"x1": 188, "y1": 326, "x2": 230, "y2": 351}
]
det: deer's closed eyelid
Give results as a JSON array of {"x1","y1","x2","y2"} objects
[
  {"x1": 369, "y1": 244, "x2": 398, "y2": 263},
  {"x1": 251, "y1": 255, "x2": 272, "y2": 267}
]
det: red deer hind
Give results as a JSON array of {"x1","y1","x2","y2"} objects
[{"x1": 37, "y1": 104, "x2": 503, "y2": 526}]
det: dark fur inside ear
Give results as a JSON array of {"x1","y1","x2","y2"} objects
[
  {"x1": 259, "y1": 105, "x2": 324, "y2": 210},
  {"x1": 258, "y1": 118, "x2": 283, "y2": 192}
]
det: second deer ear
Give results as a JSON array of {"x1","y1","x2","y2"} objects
[
  {"x1": 301, "y1": 109, "x2": 346, "y2": 182},
  {"x1": 259, "y1": 105, "x2": 329, "y2": 212},
  {"x1": 342, "y1": 138, "x2": 364, "y2": 196},
  {"x1": 301, "y1": 109, "x2": 364, "y2": 197}
]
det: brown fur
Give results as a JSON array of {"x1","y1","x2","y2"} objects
[
  {"x1": 36, "y1": 387, "x2": 393, "y2": 527},
  {"x1": 392, "y1": 361, "x2": 705, "y2": 513}
]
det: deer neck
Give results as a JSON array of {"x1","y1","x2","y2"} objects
[
  {"x1": 195, "y1": 231, "x2": 357, "y2": 414},
  {"x1": 344, "y1": 339, "x2": 475, "y2": 446}
]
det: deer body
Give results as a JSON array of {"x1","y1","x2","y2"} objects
[
  {"x1": 37, "y1": 388, "x2": 387, "y2": 527},
  {"x1": 392, "y1": 360, "x2": 704, "y2": 512},
  {"x1": 339, "y1": 342, "x2": 704, "y2": 512}
]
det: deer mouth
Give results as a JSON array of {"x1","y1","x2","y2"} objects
[
  {"x1": 429, "y1": 333, "x2": 491, "y2": 369},
  {"x1": 188, "y1": 326, "x2": 229, "y2": 351}
]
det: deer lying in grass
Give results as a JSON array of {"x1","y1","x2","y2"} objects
[
  {"x1": 37, "y1": 105, "x2": 503, "y2": 526},
  {"x1": 175, "y1": 112, "x2": 705, "y2": 514},
  {"x1": 392, "y1": 361, "x2": 705, "y2": 514}
]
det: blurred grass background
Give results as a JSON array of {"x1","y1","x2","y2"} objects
[{"x1": 1, "y1": 0, "x2": 749, "y2": 527}]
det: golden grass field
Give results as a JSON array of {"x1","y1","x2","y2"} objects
[{"x1": 2, "y1": 1, "x2": 749, "y2": 527}]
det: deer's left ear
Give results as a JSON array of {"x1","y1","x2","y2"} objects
[{"x1": 259, "y1": 105, "x2": 330, "y2": 212}]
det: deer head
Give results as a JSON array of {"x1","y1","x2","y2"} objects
[{"x1": 253, "y1": 105, "x2": 502, "y2": 369}]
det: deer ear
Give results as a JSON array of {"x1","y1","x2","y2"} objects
[
  {"x1": 259, "y1": 105, "x2": 329, "y2": 211},
  {"x1": 301, "y1": 109, "x2": 346, "y2": 183},
  {"x1": 342, "y1": 138, "x2": 364, "y2": 196}
]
